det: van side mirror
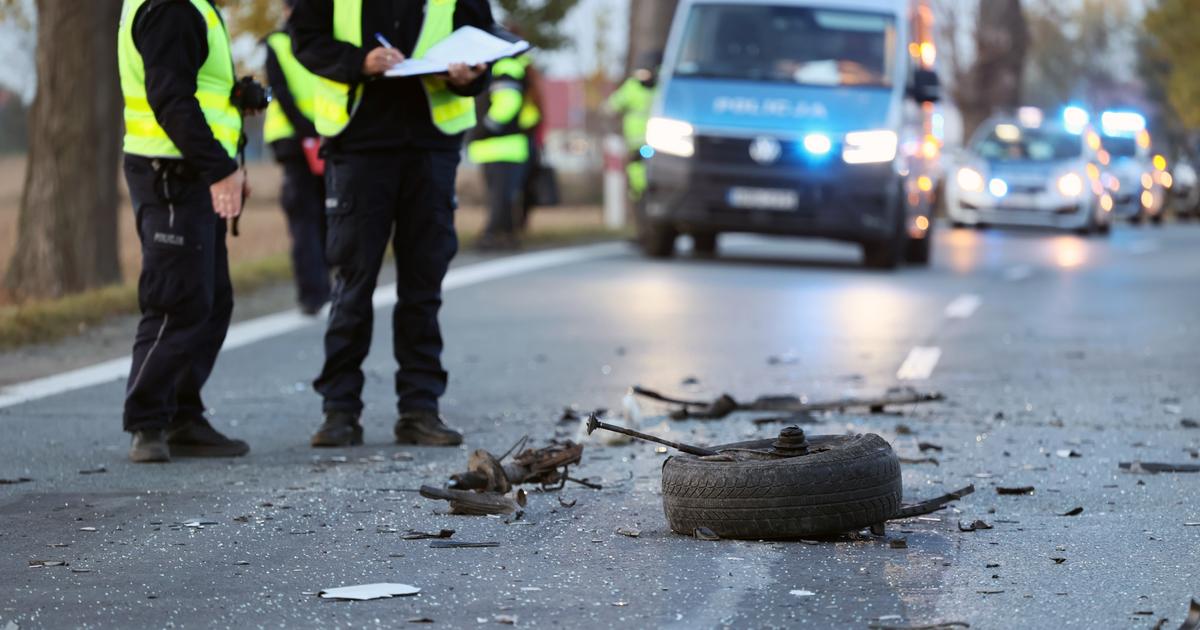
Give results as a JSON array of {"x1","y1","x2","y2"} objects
[{"x1": 910, "y1": 69, "x2": 940, "y2": 103}]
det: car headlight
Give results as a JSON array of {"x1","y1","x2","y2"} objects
[
  {"x1": 843, "y1": 130, "x2": 898, "y2": 164},
  {"x1": 1057, "y1": 172, "x2": 1084, "y2": 198},
  {"x1": 645, "y1": 117, "x2": 695, "y2": 158},
  {"x1": 956, "y1": 167, "x2": 985, "y2": 193}
]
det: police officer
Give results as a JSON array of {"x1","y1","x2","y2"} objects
[
  {"x1": 263, "y1": 0, "x2": 330, "y2": 315},
  {"x1": 291, "y1": 0, "x2": 495, "y2": 448},
  {"x1": 470, "y1": 53, "x2": 535, "y2": 250},
  {"x1": 118, "y1": 0, "x2": 253, "y2": 462},
  {"x1": 606, "y1": 53, "x2": 661, "y2": 202}
]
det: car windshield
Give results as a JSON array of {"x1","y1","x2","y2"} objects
[
  {"x1": 673, "y1": 4, "x2": 896, "y2": 87},
  {"x1": 1102, "y1": 135, "x2": 1139, "y2": 158},
  {"x1": 973, "y1": 125, "x2": 1083, "y2": 162}
]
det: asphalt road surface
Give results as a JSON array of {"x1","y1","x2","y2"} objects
[{"x1": 2, "y1": 224, "x2": 1199, "y2": 629}]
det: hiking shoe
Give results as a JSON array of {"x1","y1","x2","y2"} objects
[
  {"x1": 166, "y1": 417, "x2": 250, "y2": 458},
  {"x1": 311, "y1": 411, "x2": 363, "y2": 448},
  {"x1": 129, "y1": 429, "x2": 170, "y2": 463},
  {"x1": 394, "y1": 410, "x2": 463, "y2": 446}
]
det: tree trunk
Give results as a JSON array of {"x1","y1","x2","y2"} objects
[
  {"x1": 5, "y1": 0, "x2": 123, "y2": 301},
  {"x1": 955, "y1": 0, "x2": 1029, "y2": 141},
  {"x1": 626, "y1": 0, "x2": 679, "y2": 74}
]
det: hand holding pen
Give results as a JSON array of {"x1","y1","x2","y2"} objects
[{"x1": 363, "y1": 33, "x2": 405, "y2": 76}]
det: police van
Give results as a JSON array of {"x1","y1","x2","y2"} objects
[{"x1": 640, "y1": 0, "x2": 941, "y2": 268}]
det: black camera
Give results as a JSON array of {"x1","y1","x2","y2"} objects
[{"x1": 230, "y1": 76, "x2": 272, "y2": 112}]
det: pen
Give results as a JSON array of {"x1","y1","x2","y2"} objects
[{"x1": 374, "y1": 33, "x2": 396, "y2": 49}]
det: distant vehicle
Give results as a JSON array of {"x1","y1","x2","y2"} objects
[
  {"x1": 1096, "y1": 111, "x2": 1166, "y2": 225},
  {"x1": 1171, "y1": 158, "x2": 1199, "y2": 220},
  {"x1": 945, "y1": 108, "x2": 1112, "y2": 236},
  {"x1": 639, "y1": 0, "x2": 942, "y2": 269}
]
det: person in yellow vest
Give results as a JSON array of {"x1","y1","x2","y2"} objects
[
  {"x1": 606, "y1": 52, "x2": 661, "y2": 201},
  {"x1": 517, "y1": 56, "x2": 545, "y2": 231},
  {"x1": 291, "y1": 0, "x2": 493, "y2": 448},
  {"x1": 263, "y1": 0, "x2": 330, "y2": 315},
  {"x1": 469, "y1": 53, "x2": 533, "y2": 251},
  {"x1": 118, "y1": 0, "x2": 259, "y2": 462}
]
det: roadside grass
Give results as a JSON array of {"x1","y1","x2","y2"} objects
[{"x1": 0, "y1": 225, "x2": 630, "y2": 351}]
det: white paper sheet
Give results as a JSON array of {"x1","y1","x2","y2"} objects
[
  {"x1": 318, "y1": 583, "x2": 421, "y2": 601},
  {"x1": 385, "y1": 26, "x2": 530, "y2": 78}
]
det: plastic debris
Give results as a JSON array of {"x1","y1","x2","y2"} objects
[
  {"x1": 318, "y1": 583, "x2": 421, "y2": 601},
  {"x1": 632, "y1": 385, "x2": 943, "y2": 420}
]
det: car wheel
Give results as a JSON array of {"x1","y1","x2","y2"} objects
[
  {"x1": 1129, "y1": 214, "x2": 1143, "y2": 225},
  {"x1": 1098, "y1": 220, "x2": 1112, "y2": 235},
  {"x1": 661, "y1": 433, "x2": 903, "y2": 539},
  {"x1": 640, "y1": 221, "x2": 677, "y2": 258},
  {"x1": 1150, "y1": 213, "x2": 1164, "y2": 226},
  {"x1": 905, "y1": 232, "x2": 932, "y2": 266},
  {"x1": 863, "y1": 206, "x2": 906, "y2": 270},
  {"x1": 691, "y1": 232, "x2": 718, "y2": 257}
]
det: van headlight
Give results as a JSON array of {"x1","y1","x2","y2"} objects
[
  {"x1": 956, "y1": 167, "x2": 985, "y2": 193},
  {"x1": 646, "y1": 117, "x2": 695, "y2": 158},
  {"x1": 842, "y1": 130, "x2": 898, "y2": 164},
  {"x1": 1057, "y1": 172, "x2": 1084, "y2": 198}
]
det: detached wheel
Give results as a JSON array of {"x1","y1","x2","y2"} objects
[{"x1": 661, "y1": 433, "x2": 902, "y2": 539}]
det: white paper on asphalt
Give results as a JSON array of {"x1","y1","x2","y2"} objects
[
  {"x1": 0, "y1": 243, "x2": 625, "y2": 410},
  {"x1": 385, "y1": 26, "x2": 529, "y2": 77},
  {"x1": 318, "y1": 583, "x2": 420, "y2": 600}
]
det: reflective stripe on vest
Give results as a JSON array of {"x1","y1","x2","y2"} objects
[
  {"x1": 118, "y1": 0, "x2": 241, "y2": 159},
  {"x1": 467, "y1": 134, "x2": 529, "y2": 164},
  {"x1": 264, "y1": 31, "x2": 319, "y2": 143},
  {"x1": 313, "y1": 0, "x2": 477, "y2": 138}
]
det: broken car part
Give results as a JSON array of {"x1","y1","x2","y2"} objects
[
  {"x1": 632, "y1": 385, "x2": 944, "y2": 420},
  {"x1": 448, "y1": 440, "x2": 584, "y2": 492},
  {"x1": 1120, "y1": 462, "x2": 1200, "y2": 474},
  {"x1": 586, "y1": 413, "x2": 718, "y2": 457},
  {"x1": 660, "y1": 428, "x2": 902, "y2": 539},
  {"x1": 892, "y1": 485, "x2": 976, "y2": 519},
  {"x1": 419, "y1": 486, "x2": 527, "y2": 516}
]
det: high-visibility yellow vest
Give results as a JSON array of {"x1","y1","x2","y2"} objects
[
  {"x1": 312, "y1": 0, "x2": 477, "y2": 138},
  {"x1": 263, "y1": 31, "x2": 319, "y2": 143},
  {"x1": 468, "y1": 56, "x2": 531, "y2": 164},
  {"x1": 118, "y1": 0, "x2": 241, "y2": 159},
  {"x1": 607, "y1": 77, "x2": 655, "y2": 152}
]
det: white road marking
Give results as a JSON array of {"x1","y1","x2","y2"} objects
[
  {"x1": 944, "y1": 294, "x2": 982, "y2": 319},
  {"x1": 897, "y1": 346, "x2": 942, "y2": 381},
  {"x1": 1004, "y1": 265, "x2": 1033, "y2": 282},
  {"x1": 0, "y1": 242, "x2": 626, "y2": 410}
]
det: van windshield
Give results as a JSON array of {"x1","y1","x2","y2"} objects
[{"x1": 673, "y1": 4, "x2": 896, "y2": 87}]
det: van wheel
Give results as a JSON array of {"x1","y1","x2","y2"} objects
[
  {"x1": 863, "y1": 207, "x2": 906, "y2": 270},
  {"x1": 905, "y1": 234, "x2": 932, "y2": 266},
  {"x1": 692, "y1": 232, "x2": 718, "y2": 257},
  {"x1": 640, "y1": 221, "x2": 678, "y2": 258}
]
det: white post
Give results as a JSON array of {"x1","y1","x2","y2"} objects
[{"x1": 603, "y1": 134, "x2": 627, "y2": 229}]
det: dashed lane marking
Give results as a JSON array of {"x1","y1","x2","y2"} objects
[
  {"x1": 897, "y1": 346, "x2": 942, "y2": 381},
  {"x1": 1004, "y1": 265, "x2": 1033, "y2": 282},
  {"x1": 0, "y1": 242, "x2": 627, "y2": 410},
  {"x1": 944, "y1": 294, "x2": 982, "y2": 319}
]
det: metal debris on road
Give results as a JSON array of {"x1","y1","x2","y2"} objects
[
  {"x1": 1059, "y1": 507, "x2": 1084, "y2": 516},
  {"x1": 957, "y1": 519, "x2": 992, "y2": 532},
  {"x1": 419, "y1": 486, "x2": 527, "y2": 516},
  {"x1": 899, "y1": 457, "x2": 939, "y2": 466},
  {"x1": 918, "y1": 442, "x2": 944, "y2": 452},
  {"x1": 448, "y1": 440, "x2": 584, "y2": 493},
  {"x1": 790, "y1": 590, "x2": 816, "y2": 597},
  {"x1": 78, "y1": 466, "x2": 107, "y2": 475},
  {"x1": 28, "y1": 560, "x2": 67, "y2": 568},
  {"x1": 1181, "y1": 419, "x2": 1199, "y2": 429},
  {"x1": 1051, "y1": 557, "x2": 1067, "y2": 564},
  {"x1": 586, "y1": 413, "x2": 717, "y2": 456},
  {"x1": 996, "y1": 486, "x2": 1036, "y2": 495},
  {"x1": 0, "y1": 477, "x2": 32, "y2": 485},
  {"x1": 631, "y1": 385, "x2": 944, "y2": 420},
  {"x1": 401, "y1": 529, "x2": 455, "y2": 540},
  {"x1": 1055, "y1": 449, "x2": 1082, "y2": 459},
  {"x1": 694, "y1": 527, "x2": 720, "y2": 541},
  {"x1": 429, "y1": 541, "x2": 499, "y2": 549},
  {"x1": 406, "y1": 617, "x2": 434, "y2": 624},
  {"x1": 318, "y1": 583, "x2": 421, "y2": 601},
  {"x1": 1120, "y1": 462, "x2": 1200, "y2": 474},
  {"x1": 892, "y1": 485, "x2": 976, "y2": 520}
]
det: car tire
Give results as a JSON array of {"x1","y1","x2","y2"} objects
[
  {"x1": 863, "y1": 205, "x2": 907, "y2": 270},
  {"x1": 661, "y1": 434, "x2": 903, "y2": 539},
  {"x1": 1098, "y1": 220, "x2": 1112, "y2": 235},
  {"x1": 691, "y1": 232, "x2": 718, "y2": 257},
  {"x1": 1150, "y1": 214, "x2": 1164, "y2": 226},
  {"x1": 640, "y1": 221, "x2": 677, "y2": 258},
  {"x1": 1129, "y1": 214, "x2": 1143, "y2": 226},
  {"x1": 905, "y1": 233, "x2": 932, "y2": 265}
]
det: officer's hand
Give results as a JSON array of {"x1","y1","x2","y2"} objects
[
  {"x1": 364, "y1": 46, "x2": 405, "y2": 76},
  {"x1": 211, "y1": 169, "x2": 246, "y2": 219},
  {"x1": 446, "y1": 63, "x2": 486, "y2": 88}
]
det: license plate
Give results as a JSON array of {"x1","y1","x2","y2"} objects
[
  {"x1": 998, "y1": 193, "x2": 1035, "y2": 209},
  {"x1": 727, "y1": 187, "x2": 800, "y2": 211}
]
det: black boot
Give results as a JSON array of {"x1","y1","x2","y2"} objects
[
  {"x1": 166, "y1": 417, "x2": 250, "y2": 458},
  {"x1": 311, "y1": 411, "x2": 363, "y2": 448},
  {"x1": 129, "y1": 429, "x2": 170, "y2": 463},
  {"x1": 394, "y1": 410, "x2": 463, "y2": 446}
]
